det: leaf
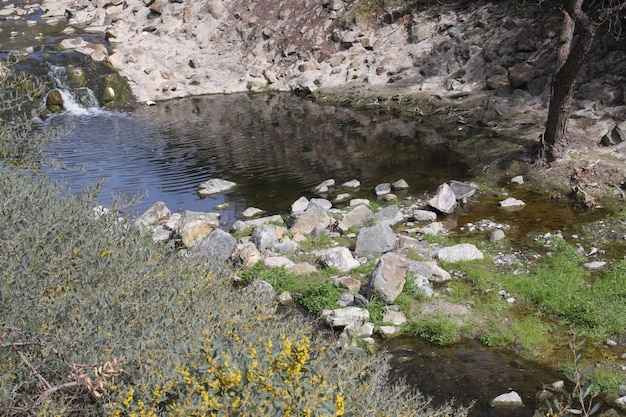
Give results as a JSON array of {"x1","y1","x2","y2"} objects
[{"x1": 589, "y1": 402, "x2": 601, "y2": 415}]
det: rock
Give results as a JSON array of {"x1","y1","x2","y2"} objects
[
  {"x1": 378, "y1": 325, "x2": 400, "y2": 338},
  {"x1": 178, "y1": 210, "x2": 220, "y2": 247},
  {"x1": 368, "y1": 252, "x2": 409, "y2": 303},
  {"x1": 499, "y1": 197, "x2": 526, "y2": 208},
  {"x1": 319, "y1": 247, "x2": 360, "y2": 272},
  {"x1": 449, "y1": 180, "x2": 477, "y2": 200},
  {"x1": 100, "y1": 72, "x2": 131, "y2": 109},
  {"x1": 288, "y1": 206, "x2": 331, "y2": 235},
  {"x1": 342, "y1": 179, "x2": 361, "y2": 189},
  {"x1": 428, "y1": 183, "x2": 457, "y2": 214},
  {"x1": 334, "y1": 193, "x2": 351, "y2": 203},
  {"x1": 409, "y1": 273, "x2": 434, "y2": 297},
  {"x1": 46, "y1": 89, "x2": 64, "y2": 112},
  {"x1": 411, "y1": 209, "x2": 437, "y2": 222},
  {"x1": 600, "y1": 123, "x2": 626, "y2": 146},
  {"x1": 235, "y1": 242, "x2": 262, "y2": 268},
  {"x1": 275, "y1": 237, "x2": 299, "y2": 254},
  {"x1": 349, "y1": 198, "x2": 370, "y2": 207},
  {"x1": 198, "y1": 178, "x2": 237, "y2": 196},
  {"x1": 392, "y1": 179, "x2": 410, "y2": 189},
  {"x1": 230, "y1": 215, "x2": 285, "y2": 232},
  {"x1": 372, "y1": 205, "x2": 404, "y2": 226},
  {"x1": 323, "y1": 306, "x2": 370, "y2": 329},
  {"x1": 313, "y1": 179, "x2": 335, "y2": 193},
  {"x1": 241, "y1": 207, "x2": 264, "y2": 218},
  {"x1": 151, "y1": 225, "x2": 172, "y2": 242},
  {"x1": 616, "y1": 396, "x2": 626, "y2": 411},
  {"x1": 490, "y1": 391, "x2": 523, "y2": 407},
  {"x1": 133, "y1": 201, "x2": 171, "y2": 229},
  {"x1": 375, "y1": 183, "x2": 392, "y2": 196},
  {"x1": 416, "y1": 221, "x2": 444, "y2": 235},
  {"x1": 308, "y1": 198, "x2": 332, "y2": 211},
  {"x1": 338, "y1": 204, "x2": 373, "y2": 233},
  {"x1": 511, "y1": 175, "x2": 524, "y2": 184},
  {"x1": 489, "y1": 229, "x2": 506, "y2": 242},
  {"x1": 252, "y1": 224, "x2": 279, "y2": 253},
  {"x1": 265, "y1": 256, "x2": 295, "y2": 269},
  {"x1": 436, "y1": 243, "x2": 484, "y2": 263},
  {"x1": 508, "y1": 64, "x2": 535, "y2": 88},
  {"x1": 277, "y1": 291, "x2": 293, "y2": 305},
  {"x1": 355, "y1": 223, "x2": 397, "y2": 257},
  {"x1": 408, "y1": 260, "x2": 451, "y2": 283},
  {"x1": 289, "y1": 262, "x2": 318, "y2": 276},
  {"x1": 291, "y1": 196, "x2": 309, "y2": 213},
  {"x1": 584, "y1": 261, "x2": 607, "y2": 271},
  {"x1": 334, "y1": 276, "x2": 362, "y2": 292},
  {"x1": 196, "y1": 228, "x2": 237, "y2": 261},
  {"x1": 383, "y1": 309, "x2": 406, "y2": 325}
]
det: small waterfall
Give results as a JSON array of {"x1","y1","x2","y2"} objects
[{"x1": 47, "y1": 65, "x2": 102, "y2": 115}]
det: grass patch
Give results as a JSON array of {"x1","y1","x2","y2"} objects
[
  {"x1": 406, "y1": 315, "x2": 460, "y2": 346},
  {"x1": 299, "y1": 280, "x2": 342, "y2": 314},
  {"x1": 500, "y1": 237, "x2": 626, "y2": 338},
  {"x1": 239, "y1": 262, "x2": 302, "y2": 294}
]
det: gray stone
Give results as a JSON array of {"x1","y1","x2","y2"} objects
[
  {"x1": 355, "y1": 223, "x2": 397, "y2": 257},
  {"x1": 241, "y1": 207, "x2": 264, "y2": 218},
  {"x1": 373, "y1": 205, "x2": 404, "y2": 226},
  {"x1": 319, "y1": 247, "x2": 360, "y2": 272},
  {"x1": 342, "y1": 179, "x2": 361, "y2": 189},
  {"x1": 133, "y1": 200, "x2": 171, "y2": 229},
  {"x1": 383, "y1": 309, "x2": 406, "y2": 325},
  {"x1": 508, "y1": 64, "x2": 535, "y2": 88},
  {"x1": 323, "y1": 306, "x2": 370, "y2": 329},
  {"x1": 411, "y1": 209, "x2": 437, "y2": 222},
  {"x1": 151, "y1": 225, "x2": 172, "y2": 242},
  {"x1": 378, "y1": 325, "x2": 400, "y2": 338},
  {"x1": 449, "y1": 180, "x2": 477, "y2": 200},
  {"x1": 197, "y1": 178, "x2": 237, "y2": 196},
  {"x1": 288, "y1": 262, "x2": 318, "y2": 276},
  {"x1": 308, "y1": 198, "x2": 332, "y2": 211},
  {"x1": 313, "y1": 179, "x2": 335, "y2": 194},
  {"x1": 375, "y1": 183, "x2": 392, "y2": 196},
  {"x1": 337, "y1": 204, "x2": 374, "y2": 233},
  {"x1": 350, "y1": 198, "x2": 370, "y2": 207},
  {"x1": 429, "y1": 183, "x2": 457, "y2": 214},
  {"x1": 499, "y1": 197, "x2": 526, "y2": 208},
  {"x1": 409, "y1": 273, "x2": 434, "y2": 297},
  {"x1": 252, "y1": 224, "x2": 279, "y2": 253},
  {"x1": 235, "y1": 242, "x2": 262, "y2": 268},
  {"x1": 178, "y1": 210, "x2": 220, "y2": 248},
  {"x1": 490, "y1": 391, "x2": 523, "y2": 407},
  {"x1": 368, "y1": 252, "x2": 409, "y2": 303},
  {"x1": 291, "y1": 196, "x2": 310, "y2": 213},
  {"x1": 392, "y1": 179, "x2": 410, "y2": 189},
  {"x1": 196, "y1": 228, "x2": 237, "y2": 261},
  {"x1": 489, "y1": 229, "x2": 506, "y2": 242},
  {"x1": 334, "y1": 193, "x2": 351, "y2": 203},
  {"x1": 616, "y1": 395, "x2": 626, "y2": 411},
  {"x1": 334, "y1": 276, "x2": 362, "y2": 292},
  {"x1": 584, "y1": 261, "x2": 607, "y2": 271},
  {"x1": 288, "y1": 206, "x2": 331, "y2": 235},
  {"x1": 436, "y1": 243, "x2": 484, "y2": 263},
  {"x1": 230, "y1": 215, "x2": 285, "y2": 232},
  {"x1": 275, "y1": 237, "x2": 299, "y2": 254},
  {"x1": 511, "y1": 175, "x2": 524, "y2": 184},
  {"x1": 408, "y1": 260, "x2": 451, "y2": 283},
  {"x1": 264, "y1": 256, "x2": 295, "y2": 269}
]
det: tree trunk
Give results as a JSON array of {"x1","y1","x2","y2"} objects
[{"x1": 538, "y1": 0, "x2": 598, "y2": 162}]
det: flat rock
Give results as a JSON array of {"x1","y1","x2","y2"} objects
[
  {"x1": 436, "y1": 243, "x2": 484, "y2": 263},
  {"x1": 499, "y1": 197, "x2": 526, "y2": 207},
  {"x1": 490, "y1": 391, "x2": 523, "y2": 407},
  {"x1": 241, "y1": 207, "x2": 264, "y2": 218},
  {"x1": 342, "y1": 179, "x2": 361, "y2": 189},
  {"x1": 375, "y1": 183, "x2": 392, "y2": 196},
  {"x1": 584, "y1": 261, "x2": 607, "y2": 271},
  {"x1": 264, "y1": 256, "x2": 295, "y2": 269},
  {"x1": 322, "y1": 306, "x2": 370, "y2": 329},
  {"x1": 449, "y1": 180, "x2": 477, "y2": 200},
  {"x1": 197, "y1": 178, "x2": 237, "y2": 196},
  {"x1": 429, "y1": 183, "x2": 457, "y2": 214},
  {"x1": 411, "y1": 209, "x2": 437, "y2": 222},
  {"x1": 319, "y1": 247, "x2": 360, "y2": 272}
]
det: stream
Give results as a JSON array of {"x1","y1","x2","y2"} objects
[{"x1": 2, "y1": 3, "x2": 618, "y2": 416}]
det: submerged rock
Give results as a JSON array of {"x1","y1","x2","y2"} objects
[
  {"x1": 490, "y1": 391, "x2": 523, "y2": 407},
  {"x1": 198, "y1": 178, "x2": 237, "y2": 196}
]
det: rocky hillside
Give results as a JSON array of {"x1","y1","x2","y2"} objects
[{"x1": 39, "y1": 0, "x2": 624, "y2": 110}]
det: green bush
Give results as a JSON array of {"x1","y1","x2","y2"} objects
[
  {"x1": 407, "y1": 316, "x2": 460, "y2": 346},
  {"x1": 299, "y1": 280, "x2": 341, "y2": 314}
]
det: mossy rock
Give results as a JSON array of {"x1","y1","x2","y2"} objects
[
  {"x1": 45, "y1": 89, "x2": 64, "y2": 113},
  {"x1": 99, "y1": 72, "x2": 132, "y2": 109},
  {"x1": 68, "y1": 65, "x2": 87, "y2": 88}
]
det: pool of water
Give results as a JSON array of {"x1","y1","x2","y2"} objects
[{"x1": 43, "y1": 92, "x2": 471, "y2": 227}]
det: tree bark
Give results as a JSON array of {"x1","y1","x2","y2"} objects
[{"x1": 538, "y1": 0, "x2": 598, "y2": 162}]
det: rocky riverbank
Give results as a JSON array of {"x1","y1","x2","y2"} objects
[{"x1": 130, "y1": 174, "x2": 626, "y2": 415}]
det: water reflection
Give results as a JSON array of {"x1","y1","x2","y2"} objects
[{"x1": 44, "y1": 92, "x2": 470, "y2": 227}]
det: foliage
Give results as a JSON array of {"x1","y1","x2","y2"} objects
[
  {"x1": 238, "y1": 262, "x2": 302, "y2": 294},
  {"x1": 299, "y1": 281, "x2": 342, "y2": 315},
  {"x1": 0, "y1": 58, "x2": 59, "y2": 166},
  {"x1": 544, "y1": 337, "x2": 601, "y2": 417},
  {"x1": 501, "y1": 237, "x2": 626, "y2": 337},
  {"x1": 407, "y1": 315, "x2": 460, "y2": 346},
  {"x1": 365, "y1": 297, "x2": 386, "y2": 324}
]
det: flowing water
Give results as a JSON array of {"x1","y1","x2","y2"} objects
[{"x1": 3, "y1": 4, "x2": 620, "y2": 416}]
